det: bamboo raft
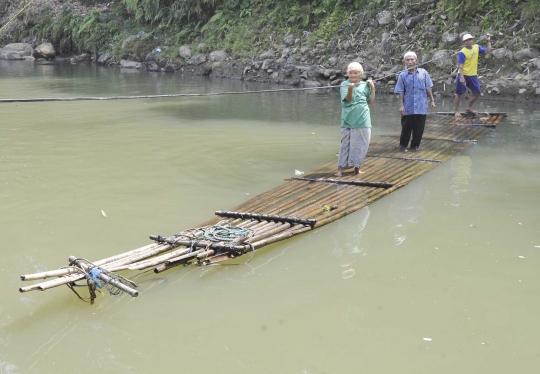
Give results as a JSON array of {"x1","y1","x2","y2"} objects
[{"x1": 18, "y1": 112, "x2": 506, "y2": 302}]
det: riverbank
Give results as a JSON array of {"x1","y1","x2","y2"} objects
[{"x1": 1, "y1": 0, "x2": 539, "y2": 102}]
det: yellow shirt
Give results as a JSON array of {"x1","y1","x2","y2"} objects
[{"x1": 460, "y1": 44, "x2": 480, "y2": 76}]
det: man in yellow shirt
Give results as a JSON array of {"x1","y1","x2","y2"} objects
[{"x1": 454, "y1": 33, "x2": 491, "y2": 119}]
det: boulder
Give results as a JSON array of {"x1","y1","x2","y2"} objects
[
  {"x1": 188, "y1": 53, "x2": 207, "y2": 65},
  {"x1": 260, "y1": 49, "x2": 276, "y2": 59},
  {"x1": 209, "y1": 50, "x2": 228, "y2": 62},
  {"x1": 405, "y1": 14, "x2": 424, "y2": 29},
  {"x1": 97, "y1": 53, "x2": 112, "y2": 64},
  {"x1": 441, "y1": 32, "x2": 458, "y2": 45},
  {"x1": 518, "y1": 88, "x2": 527, "y2": 95},
  {"x1": 196, "y1": 43, "x2": 209, "y2": 52},
  {"x1": 283, "y1": 35, "x2": 295, "y2": 46},
  {"x1": 145, "y1": 61, "x2": 160, "y2": 71},
  {"x1": 382, "y1": 33, "x2": 392, "y2": 55},
  {"x1": 327, "y1": 56, "x2": 337, "y2": 67},
  {"x1": 0, "y1": 43, "x2": 33, "y2": 60},
  {"x1": 33, "y1": 43, "x2": 55, "y2": 59},
  {"x1": 179, "y1": 45, "x2": 192, "y2": 58},
  {"x1": 144, "y1": 50, "x2": 166, "y2": 64},
  {"x1": 120, "y1": 60, "x2": 142, "y2": 69},
  {"x1": 377, "y1": 10, "x2": 393, "y2": 25},
  {"x1": 431, "y1": 50, "x2": 452, "y2": 69},
  {"x1": 303, "y1": 80, "x2": 322, "y2": 88},
  {"x1": 514, "y1": 48, "x2": 539, "y2": 60},
  {"x1": 261, "y1": 59, "x2": 272, "y2": 70},
  {"x1": 164, "y1": 63, "x2": 176, "y2": 73},
  {"x1": 491, "y1": 48, "x2": 513, "y2": 60},
  {"x1": 423, "y1": 26, "x2": 439, "y2": 42}
]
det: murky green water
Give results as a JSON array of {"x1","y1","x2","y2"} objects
[{"x1": 1, "y1": 60, "x2": 539, "y2": 373}]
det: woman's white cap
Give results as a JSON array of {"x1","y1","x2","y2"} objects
[
  {"x1": 403, "y1": 51, "x2": 417, "y2": 59},
  {"x1": 462, "y1": 33, "x2": 474, "y2": 41},
  {"x1": 347, "y1": 62, "x2": 363, "y2": 73}
]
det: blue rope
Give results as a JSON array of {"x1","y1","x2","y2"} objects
[{"x1": 86, "y1": 267, "x2": 103, "y2": 289}]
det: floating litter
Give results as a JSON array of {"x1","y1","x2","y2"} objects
[
  {"x1": 101, "y1": 210, "x2": 107, "y2": 217},
  {"x1": 423, "y1": 338, "x2": 432, "y2": 341},
  {"x1": 519, "y1": 256, "x2": 525, "y2": 259},
  {"x1": 295, "y1": 170, "x2": 305, "y2": 176},
  {"x1": 342, "y1": 268, "x2": 355, "y2": 279}
]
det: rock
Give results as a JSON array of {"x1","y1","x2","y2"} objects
[
  {"x1": 283, "y1": 34, "x2": 295, "y2": 46},
  {"x1": 196, "y1": 43, "x2": 209, "y2": 52},
  {"x1": 201, "y1": 64, "x2": 212, "y2": 75},
  {"x1": 382, "y1": 33, "x2": 392, "y2": 55},
  {"x1": 518, "y1": 88, "x2": 527, "y2": 94},
  {"x1": 261, "y1": 59, "x2": 272, "y2": 70},
  {"x1": 145, "y1": 61, "x2": 159, "y2": 71},
  {"x1": 328, "y1": 56, "x2": 338, "y2": 67},
  {"x1": 315, "y1": 43, "x2": 326, "y2": 49},
  {"x1": 287, "y1": 57, "x2": 297, "y2": 64},
  {"x1": 74, "y1": 53, "x2": 91, "y2": 62},
  {"x1": 97, "y1": 53, "x2": 112, "y2": 64},
  {"x1": 270, "y1": 71, "x2": 279, "y2": 80},
  {"x1": 514, "y1": 48, "x2": 539, "y2": 60},
  {"x1": 487, "y1": 86, "x2": 500, "y2": 94},
  {"x1": 303, "y1": 80, "x2": 322, "y2": 88},
  {"x1": 300, "y1": 46, "x2": 310, "y2": 55},
  {"x1": 0, "y1": 43, "x2": 33, "y2": 60},
  {"x1": 369, "y1": 19, "x2": 379, "y2": 28},
  {"x1": 120, "y1": 60, "x2": 142, "y2": 69},
  {"x1": 377, "y1": 10, "x2": 393, "y2": 25},
  {"x1": 533, "y1": 58, "x2": 540, "y2": 69},
  {"x1": 330, "y1": 78, "x2": 344, "y2": 85},
  {"x1": 243, "y1": 66, "x2": 251, "y2": 75},
  {"x1": 405, "y1": 14, "x2": 424, "y2": 29},
  {"x1": 491, "y1": 48, "x2": 513, "y2": 60},
  {"x1": 209, "y1": 50, "x2": 228, "y2": 62},
  {"x1": 144, "y1": 50, "x2": 166, "y2": 64},
  {"x1": 33, "y1": 43, "x2": 55, "y2": 59},
  {"x1": 179, "y1": 45, "x2": 192, "y2": 58},
  {"x1": 260, "y1": 49, "x2": 276, "y2": 58},
  {"x1": 281, "y1": 48, "x2": 290, "y2": 58},
  {"x1": 188, "y1": 53, "x2": 207, "y2": 65},
  {"x1": 431, "y1": 50, "x2": 452, "y2": 69},
  {"x1": 423, "y1": 26, "x2": 439, "y2": 42},
  {"x1": 441, "y1": 32, "x2": 458, "y2": 45},
  {"x1": 536, "y1": 87, "x2": 540, "y2": 96},
  {"x1": 388, "y1": 80, "x2": 396, "y2": 85}
]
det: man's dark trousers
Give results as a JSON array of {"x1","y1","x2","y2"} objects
[{"x1": 400, "y1": 114, "x2": 427, "y2": 149}]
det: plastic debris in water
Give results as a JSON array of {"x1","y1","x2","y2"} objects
[
  {"x1": 101, "y1": 210, "x2": 107, "y2": 217},
  {"x1": 342, "y1": 268, "x2": 355, "y2": 279},
  {"x1": 423, "y1": 338, "x2": 432, "y2": 341},
  {"x1": 519, "y1": 256, "x2": 525, "y2": 258},
  {"x1": 295, "y1": 170, "x2": 304, "y2": 176},
  {"x1": 311, "y1": 132, "x2": 316, "y2": 135}
]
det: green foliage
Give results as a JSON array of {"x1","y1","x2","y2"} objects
[
  {"x1": 439, "y1": 0, "x2": 534, "y2": 28},
  {"x1": 26, "y1": 7, "x2": 119, "y2": 57},
  {"x1": 119, "y1": 0, "x2": 217, "y2": 25}
]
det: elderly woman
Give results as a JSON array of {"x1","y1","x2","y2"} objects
[{"x1": 336, "y1": 62, "x2": 375, "y2": 177}]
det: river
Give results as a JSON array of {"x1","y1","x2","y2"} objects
[{"x1": 1, "y1": 59, "x2": 539, "y2": 373}]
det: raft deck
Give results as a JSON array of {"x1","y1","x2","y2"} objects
[{"x1": 19, "y1": 112, "x2": 506, "y2": 301}]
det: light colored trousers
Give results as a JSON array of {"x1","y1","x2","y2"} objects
[{"x1": 338, "y1": 127, "x2": 371, "y2": 169}]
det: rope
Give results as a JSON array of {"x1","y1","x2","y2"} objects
[
  {"x1": 0, "y1": 55, "x2": 456, "y2": 104},
  {"x1": 174, "y1": 224, "x2": 254, "y2": 243},
  {"x1": 67, "y1": 258, "x2": 134, "y2": 303},
  {"x1": 0, "y1": 0, "x2": 37, "y2": 35}
]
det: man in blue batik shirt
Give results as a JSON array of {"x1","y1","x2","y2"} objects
[{"x1": 394, "y1": 51, "x2": 436, "y2": 151}]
